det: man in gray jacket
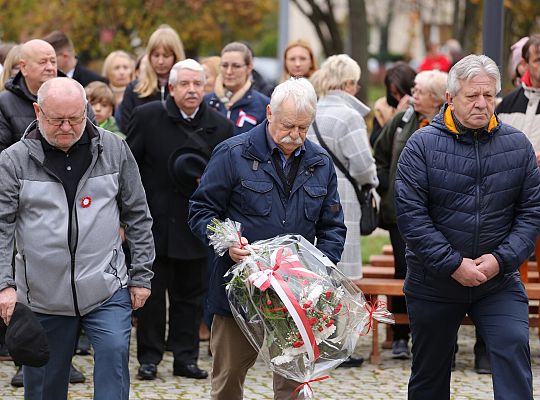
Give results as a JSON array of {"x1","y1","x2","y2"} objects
[{"x1": 0, "y1": 77, "x2": 155, "y2": 399}]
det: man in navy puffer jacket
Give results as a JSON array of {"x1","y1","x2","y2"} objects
[{"x1": 395, "y1": 54, "x2": 540, "y2": 400}]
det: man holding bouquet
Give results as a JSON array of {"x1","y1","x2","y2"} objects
[{"x1": 189, "y1": 78, "x2": 346, "y2": 400}]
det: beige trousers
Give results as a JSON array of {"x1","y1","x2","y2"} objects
[{"x1": 210, "y1": 314, "x2": 300, "y2": 400}]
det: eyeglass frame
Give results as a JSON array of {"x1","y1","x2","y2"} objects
[{"x1": 38, "y1": 105, "x2": 87, "y2": 126}]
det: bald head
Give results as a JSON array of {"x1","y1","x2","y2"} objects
[
  {"x1": 37, "y1": 77, "x2": 86, "y2": 108},
  {"x1": 33, "y1": 78, "x2": 87, "y2": 152},
  {"x1": 19, "y1": 39, "x2": 57, "y2": 95}
]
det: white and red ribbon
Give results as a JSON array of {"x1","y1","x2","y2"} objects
[
  {"x1": 236, "y1": 109, "x2": 257, "y2": 128},
  {"x1": 248, "y1": 247, "x2": 322, "y2": 362}
]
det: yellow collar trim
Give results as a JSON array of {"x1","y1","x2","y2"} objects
[{"x1": 444, "y1": 106, "x2": 498, "y2": 134}]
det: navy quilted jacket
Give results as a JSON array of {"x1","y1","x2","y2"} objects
[{"x1": 395, "y1": 104, "x2": 540, "y2": 302}]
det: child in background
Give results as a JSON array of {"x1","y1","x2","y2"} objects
[{"x1": 85, "y1": 81, "x2": 125, "y2": 139}]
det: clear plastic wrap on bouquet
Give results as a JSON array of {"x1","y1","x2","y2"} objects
[{"x1": 207, "y1": 220, "x2": 394, "y2": 399}]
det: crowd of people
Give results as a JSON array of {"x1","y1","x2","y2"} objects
[{"x1": 0, "y1": 23, "x2": 539, "y2": 400}]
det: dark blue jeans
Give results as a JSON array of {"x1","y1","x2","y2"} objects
[
  {"x1": 406, "y1": 278, "x2": 532, "y2": 400},
  {"x1": 23, "y1": 288, "x2": 132, "y2": 400}
]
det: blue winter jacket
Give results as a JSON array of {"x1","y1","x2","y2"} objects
[
  {"x1": 188, "y1": 122, "x2": 346, "y2": 316},
  {"x1": 395, "y1": 104, "x2": 540, "y2": 302},
  {"x1": 204, "y1": 88, "x2": 269, "y2": 135}
]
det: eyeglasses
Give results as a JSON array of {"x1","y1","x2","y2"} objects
[
  {"x1": 39, "y1": 106, "x2": 86, "y2": 126},
  {"x1": 219, "y1": 63, "x2": 246, "y2": 71}
]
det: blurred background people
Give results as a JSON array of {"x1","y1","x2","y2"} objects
[
  {"x1": 418, "y1": 42, "x2": 451, "y2": 72},
  {"x1": 0, "y1": 45, "x2": 21, "y2": 92},
  {"x1": 241, "y1": 42, "x2": 274, "y2": 97},
  {"x1": 508, "y1": 36, "x2": 529, "y2": 87},
  {"x1": 308, "y1": 54, "x2": 378, "y2": 280},
  {"x1": 497, "y1": 35, "x2": 540, "y2": 166},
  {"x1": 281, "y1": 39, "x2": 317, "y2": 82},
  {"x1": 85, "y1": 81, "x2": 124, "y2": 138},
  {"x1": 205, "y1": 41, "x2": 269, "y2": 135},
  {"x1": 443, "y1": 38, "x2": 464, "y2": 68},
  {"x1": 200, "y1": 56, "x2": 220, "y2": 95},
  {"x1": 119, "y1": 24, "x2": 185, "y2": 132},
  {"x1": 0, "y1": 42, "x2": 18, "y2": 76},
  {"x1": 43, "y1": 30, "x2": 107, "y2": 87},
  {"x1": 373, "y1": 69, "x2": 448, "y2": 360},
  {"x1": 102, "y1": 50, "x2": 135, "y2": 106},
  {"x1": 135, "y1": 54, "x2": 148, "y2": 80},
  {"x1": 370, "y1": 61, "x2": 416, "y2": 146}
]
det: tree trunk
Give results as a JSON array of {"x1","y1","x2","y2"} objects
[
  {"x1": 460, "y1": 0, "x2": 482, "y2": 54},
  {"x1": 452, "y1": 0, "x2": 462, "y2": 39},
  {"x1": 349, "y1": 0, "x2": 369, "y2": 103},
  {"x1": 378, "y1": 0, "x2": 395, "y2": 57},
  {"x1": 291, "y1": 0, "x2": 344, "y2": 56}
]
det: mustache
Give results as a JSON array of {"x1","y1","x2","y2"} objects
[{"x1": 280, "y1": 136, "x2": 303, "y2": 145}]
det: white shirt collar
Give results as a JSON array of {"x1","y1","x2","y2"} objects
[{"x1": 180, "y1": 107, "x2": 199, "y2": 120}]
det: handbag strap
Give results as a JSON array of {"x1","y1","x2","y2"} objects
[{"x1": 312, "y1": 120, "x2": 371, "y2": 204}]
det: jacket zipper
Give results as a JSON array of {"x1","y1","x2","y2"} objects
[
  {"x1": 27, "y1": 155, "x2": 82, "y2": 315},
  {"x1": 22, "y1": 254, "x2": 31, "y2": 304},
  {"x1": 28, "y1": 141, "x2": 100, "y2": 316},
  {"x1": 473, "y1": 134, "x2": 481, "y2": 256}
]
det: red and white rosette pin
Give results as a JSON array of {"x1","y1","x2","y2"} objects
[{"x1": 81, "y1": 196, "x2": 92, "y2": 208}]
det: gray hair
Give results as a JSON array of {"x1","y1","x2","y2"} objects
[
  {"x1": 269, "y1": 78, "x2": 317, "y2": 120},
  {"x1": 37, "y1": 77, "x2": 87, "y2": 108},
  {"x1": 414, "y1": 70, "x2": 448, "y2": 104},
  {"x1": 447, "y1": 54, "x2": 501, "y2": 96},
  {"x1": 168, "y1": 58, "x2": 206, "y2": 85},
  {"x1": 309, "y1": 54, "x2": 360, "y2": 97}
]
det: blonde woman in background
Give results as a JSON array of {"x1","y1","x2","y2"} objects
[
  {"x1": 308, "y1": 54, "x2": 378, "y2": 280},
  {"x1": 200, "y1": 56, "x2": 220, "y2": 95},
  {"x1": 118, "y1": 24, "x2": 185, "y2": 131},
  {"x1": 102, "y1": 50, "x2": 135, "y2": 106},
  {"x1": 0, "y1": 45, "x2": 21, "y2": 91},
  {"x1": 281, "y1": 39, "x2": 317, "y2": 81}
]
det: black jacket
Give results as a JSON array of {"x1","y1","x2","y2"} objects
[
  {"x1": 72, "y1": 61, "x2": 108, "y2": 87},
  {"x1": 127, "y1": 96, "x2": 233, "y2": 259},
  {"x1": 0, "y1": 72, "x2": 96, "y2": 153},
  {"x1": 119, "y1": 79, "x2": 169, "y2": 133},
  {"x1": 0, "y1": 72, "x2": 38, "y2": 152}
]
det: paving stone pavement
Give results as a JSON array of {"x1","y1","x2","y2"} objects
[{"x1": 0, "y1": 325, "x2": 538, "y2": 399}]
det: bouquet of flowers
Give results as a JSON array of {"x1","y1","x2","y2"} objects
[{"x1": 208, "y1": 219, "x2": 394, "y2": 399}]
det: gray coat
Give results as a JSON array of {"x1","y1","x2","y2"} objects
[
  {"x1": 0, "y1": 121, "x2": 155, "y2": 316},
  {"x1": 307, "y1": 91, "x2": 378, "y2": 278}
]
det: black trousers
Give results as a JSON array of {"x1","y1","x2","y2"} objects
[
  {"x1": 389, "y1": 224, "x2": 410, "y2": 341},
  {"x1": 136, "y1": 256, "x2": 207, "y2": 367}
]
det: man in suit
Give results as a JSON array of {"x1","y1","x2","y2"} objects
[
  {"x1": 43, "y1": 30, "x2": 107, "y2": 87},
  {"x1": 127, "y1": 59, "x2": 233, "y2": 381}
]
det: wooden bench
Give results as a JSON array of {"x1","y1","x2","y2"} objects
[{"x1": 353, "y1": 277, "x2": 540, "y2": 364}]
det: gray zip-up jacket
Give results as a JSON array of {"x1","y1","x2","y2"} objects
[{"x1": 0, "y1": 121, "x2": 155, "y2": 316}]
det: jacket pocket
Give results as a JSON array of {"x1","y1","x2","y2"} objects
[
  {"x1": 241, "y1": 180, "x2": 273, "y2": 216},
  {"x1": 104, "y1": 248, "x2": 123, "y2": 288},
  {"x1": 303, "y1": 185, "x2": 327, "y2": 221}
]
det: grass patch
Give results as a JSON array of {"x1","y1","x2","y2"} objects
[{"x1": 361, "y1": 231, "x2": 390, "y2": 264}]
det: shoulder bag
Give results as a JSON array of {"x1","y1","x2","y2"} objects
[{"x1": 312, "y1": 121, "x2": 378, "y2": 236}]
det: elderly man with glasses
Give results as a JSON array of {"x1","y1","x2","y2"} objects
[{"x1": 0, "y1": 77, "x2": 155, "y2": 400}]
